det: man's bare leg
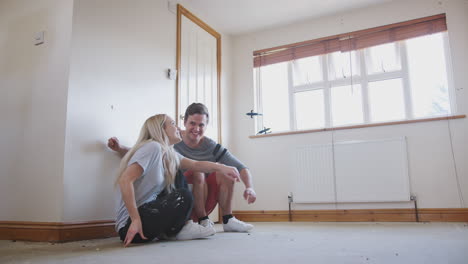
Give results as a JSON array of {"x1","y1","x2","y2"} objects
[
  {"x1": 192, "y1": 172, "x2": 208, "y2": 219},
  {"x1": 216, "y1": 172, "x2": 253, "y2": 232},
  {"x1": 216, "y1": 172, "x2": 234, "y2": 215}
]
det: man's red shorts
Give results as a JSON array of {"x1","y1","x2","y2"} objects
[{"x1": 183, "y1": 171, "x2": 219, "y2": 221}]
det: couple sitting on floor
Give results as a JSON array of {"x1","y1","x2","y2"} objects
[{"x1": 109, "y1": 103, "x2": 256, "y2": 246}]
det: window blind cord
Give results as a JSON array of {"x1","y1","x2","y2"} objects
[
  {"x1": 349, "y1": 48, "x2": 355, "y2": 95},
  {"x1": 258, "y1": 67, "x2": 263, "y2": 134},
  {"x1": 330, "y1": 44, "x2": 356, "y2": 210},
  {"x1": 329, "y1": 23, "x2": 347, "y2": 209},
  {"x1": 330, "y1": 100, "x2": 338, "y2": 210},
  {"x1": 446, "y1": 117, "x2": 465, "y2": 207}
]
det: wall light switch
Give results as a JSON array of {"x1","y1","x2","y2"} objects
[
  {"x1": 34, "y1": 31, "x2": 45, "y2": 45},
  {"x1": 167, "y1": 1, "x2": 177, "y2": 14}
]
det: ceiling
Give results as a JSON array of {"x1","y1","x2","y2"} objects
[{"x1": 171, "y1": 0, "x2": 395, "y2": 35}]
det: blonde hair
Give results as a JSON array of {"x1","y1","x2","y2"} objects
[{"x1": 116, "y1": 114, "x2": 179, "y2": 192}]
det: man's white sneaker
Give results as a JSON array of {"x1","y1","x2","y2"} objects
[
  {"x1": 223, "y1": 217, "x2": 253, "y2": 232},
  {"x1": 175, "y1": 220, "x2": 215, "y2": 240}
]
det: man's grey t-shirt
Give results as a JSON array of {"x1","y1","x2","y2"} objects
[
  {"x1": 115, "y1": 141, "x2": 182, "y2": 231},
  {"x1": 174, "y1": 136, "x2": 247, "y2": 172}
]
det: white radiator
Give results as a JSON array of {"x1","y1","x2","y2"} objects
[{"x1": 292, "y1": 138, "x2": 411, "y2": 203}]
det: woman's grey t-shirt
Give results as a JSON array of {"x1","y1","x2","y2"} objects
[
  {"x1": 174, "y1": 136, "x2": 247, "y2": 172},
  {"x1": 114, "y1": 141, "x2": 182, "y2": 231}
]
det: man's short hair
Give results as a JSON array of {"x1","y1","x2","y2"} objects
[{"x1": 184, "y1": 103, "x2": 209, "y2": 123}]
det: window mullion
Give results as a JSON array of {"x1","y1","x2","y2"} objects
[
  {"x1": 367, "y1": 71, "x2": 404, "y2": 82},
  {"x1": 400, "y1": 41, "x2": 413, "y2": 120},
  {"x1": 295, "y1": 82, "x2": 326, "y2": 92},
  {"x1": 329, "y1": 77, "x2": 363, "y2": 87},
  {"x1": 443, "y1": 32, "x2": 457, "y2": 114},
  {"x1": 287, "y1": 62, "x2": 296, "y2": 130},
  {"x1": 360, "y1": 49, "x2": 370, "y2": 123},
  {"x1": 322, "y1": 55, "x2": 331, "y2": 128},
  {"x1": 254, "y1": 67, "x2": 263, "y2": 133}
]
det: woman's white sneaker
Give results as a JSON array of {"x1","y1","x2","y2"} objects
[
  {"x1": 175, "y1": 220, "x2": 215, "y2": 240},
  {"x1": 223, "y1": 217, "x2": 253, "y2": 232},
  {"x1": 200, "y1": 218, "x2": 217, "y2": 234}
]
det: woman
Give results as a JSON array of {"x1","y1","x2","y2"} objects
[{"x1": 115, "y1": 114, "x2": 240, "y2": 246}]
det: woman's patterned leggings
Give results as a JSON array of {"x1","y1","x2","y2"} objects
[{"x1": 118, "y1": 188, "x2": 193, "y2": 243}]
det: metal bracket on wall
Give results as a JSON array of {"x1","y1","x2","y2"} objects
[
  {"x1": 288, "y1": 193, "x2": 293, "y2": 222},
  {"x1": 410, "y1": 195, "x2": 419, "y2": 222}
]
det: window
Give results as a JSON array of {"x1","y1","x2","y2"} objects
[
  {"x1": 253, "y1": 14, "x2": 455, "y2": 134},
  {"x1": 255, "y1": 62, "x2": 290, "y2": 132}
]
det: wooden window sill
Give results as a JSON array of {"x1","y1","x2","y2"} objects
[{"x1": 249, "y1": 114, "x2": 466, "y2": 139}]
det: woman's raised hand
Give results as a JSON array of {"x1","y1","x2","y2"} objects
[
  {"x1": 219, "y1": 164, "x2": 240, "y2": 182},
  {"x1": 107, "y1": 137, "x2": 121, "y2": 152}
]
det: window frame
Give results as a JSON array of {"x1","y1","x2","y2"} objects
[{"x1": 254, "y1": 32, "x2": 457, "y2": 134}]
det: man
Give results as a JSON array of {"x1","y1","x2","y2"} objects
[{"x1": 108, "y1": 103, "x2": 256, "y2": 232}]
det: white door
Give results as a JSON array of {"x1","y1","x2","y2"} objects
[
  {"x1": 178, "y1": 8, "x2": 220, "y2": 143},
  {"x1": 177, "y1": 5, "x2": 221, "y2": 221}
]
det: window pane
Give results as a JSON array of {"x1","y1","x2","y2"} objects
[
  {"x1": 366, "y1": 43, "x2": 401, "y2": 74},
  {"x1": 259, "y1": 62, "x2": 290, "y2": 132},
  {"x1": 406, "y1": 33, "x2": 451, "y2": 118},
  {"x1": 331, "y1": 84, "x2": 363, "y2": 126},
  {"x1": 368, "y1": 79, "x2": 405, "y2": 122},
  {"x1": 328, "y1": 51, "x2": 360, "y2": 80},
  {"x1": 292, "y1": 56, "x2": 322, "y2": 85},
  {"x1": 295, "y1": 90, "x2": 324, "y2": 130}
]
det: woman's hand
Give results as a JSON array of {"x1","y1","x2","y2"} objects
[
  {"x1": 218, "y1": 164, "x2": 240, "y2": 182},
  {"x1": 119, "y1": 161, "x2": 146, "y2": 247},
  {"x1": 108, "y1": 137, "x2": 130, "y2": 157},
  {"x1": 124, "y1": 218, "x2": 147, "y2": 247},
  {"x1": 107, "y1": 137, "x2": 121, "y2": 152}
]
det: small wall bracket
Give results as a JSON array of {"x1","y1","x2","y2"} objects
[
  {"x1": 410, "y1": 195, "x2": 419, "y2": 222},
  {"x1": 288, "y1": 192, "x2": 293, "y2": 222}
]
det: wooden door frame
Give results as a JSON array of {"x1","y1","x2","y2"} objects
[{"x1": 176, "y1": 4, "x2": 222, "y2": 143}]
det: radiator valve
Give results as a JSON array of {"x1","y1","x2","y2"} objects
[{"x1": 288, "y1": 192, "x2": 293, "y2": 203}]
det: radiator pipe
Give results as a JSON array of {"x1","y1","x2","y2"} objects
[
  {"x1": 411, "y1": 195, "x2": 419, "y2": 222},
  {"x1": 288, "y1": 193, "x2": 293, "y2": 222}
]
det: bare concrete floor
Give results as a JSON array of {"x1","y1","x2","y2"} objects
[{"x1": 1, "y1": 222, "x2": 468, "y2": 264}]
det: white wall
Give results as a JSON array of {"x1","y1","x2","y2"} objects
[
  {"x1": 63, "y1": 0, "x2": 180, "y2": 222},
  {"x1": 221, "y1": 33, "x2": 233, "y2": 147},
  {"x1": 0, "y1": 0, "x2": 73, "y2": 222},
  {"x1": 230, "y1": 0, "x2": 468, "y2": 211},
  {"x1": 0, "y1": 0, "x2": 234, "y2": 224},
  {"x1": 63, "y1": 0, "x2": 234, "y2": 222}
]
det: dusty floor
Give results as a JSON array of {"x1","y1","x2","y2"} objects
[{"x1": 1, "y1": 222, "x2": 468, "y2": 264}]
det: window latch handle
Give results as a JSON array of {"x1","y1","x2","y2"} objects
[{"x1": 246, "y1": 110, "x2": 263, "y2": 118}]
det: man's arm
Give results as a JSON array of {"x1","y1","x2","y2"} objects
[
  {"x1": 213, "y1": 142, "x2": 257, "y2": 204},
  {"x1": 108, "y1": 137, "x2": 130, "y2": 157},
  {"x1": 240, "y1": 168, "x2": 256, "y2": 204},
  {"x1": 180, "y1": 158, "x2": 240, "y2": 182}
]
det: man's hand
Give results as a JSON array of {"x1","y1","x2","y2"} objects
[
  {"x1": 107, "y1": 137, "x2": 121, "y2": 152},
  {"x1": 243, "y1": 187, "x2": 257, "y2": 204}
]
